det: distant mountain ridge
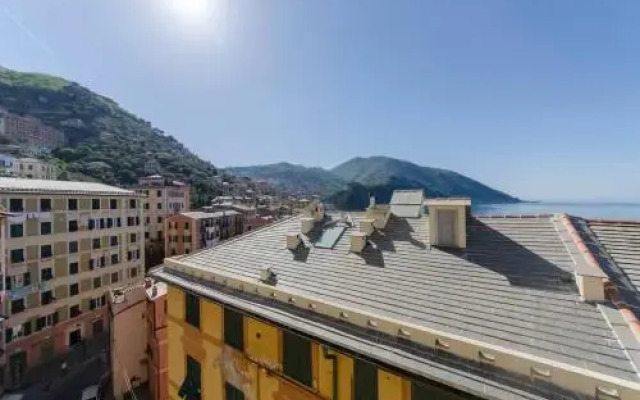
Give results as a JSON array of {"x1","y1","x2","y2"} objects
[{"x1": 229, "y1": 156, "x2": 520, "y2": 210}]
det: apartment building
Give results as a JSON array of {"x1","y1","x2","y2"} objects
[
  {"x1": 0, "y1": 178, "x2": 145, "y2": 390},
  {"x1": 110, "y1": 279, "x2": 167, "y2": 400},
  {"x1": 151, "y1": 195, "x2": 640, "y2": 400},
  {"x1": 164, "y1": 210, "x2": 242, "y2": 258},
  {"x1": 13, "y1": 158, "x2": 59, "y2": 180},
  {"x1": 0, "y1": 111, "x2": 65, "y2": 154},
  {"x1": 135, "y1": 175, "x2": 190, "y2": 269}
]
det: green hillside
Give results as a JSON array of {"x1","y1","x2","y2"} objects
[
  {"x1": 229, "y1": 157, "x2": 519, "y2": 210},
  {"x1": 227, "y1": 162, "x2": 346, "y2": 197},
  {"x1": 331, "y1": 156, "x2": 519, "y2": 205},
  {"x1": 0, "y1": 67, "x2": 220, "y2": 207}
]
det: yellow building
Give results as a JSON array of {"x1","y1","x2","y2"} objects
[{"x1": 152, "y1": 196, "x2": 640, "y2": 400}]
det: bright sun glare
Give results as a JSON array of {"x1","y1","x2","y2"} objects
[{"x1": 167, "y1": 0, "x2": 213, "y2": 22}]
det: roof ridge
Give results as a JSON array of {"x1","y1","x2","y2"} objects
[{"x1": 586, "y1": 218, "x2": 640, "y2": 225}]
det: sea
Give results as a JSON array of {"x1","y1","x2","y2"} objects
[{"x1": 473, "y1": 202, "x2": 640, "y2": 220}]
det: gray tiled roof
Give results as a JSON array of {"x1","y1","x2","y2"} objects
[
  {"x1": 0, "y1": 177, "x2": 136, "y2": 196},
  {"x1": 588, "y1": 221, "x2": 640, "y2": 294},
  {"x1": 154, "y1": 213, "x2": 640, "y2": 399},
  {"x1": 180, "y1": 210, "x2": 241, "y2": 219}
]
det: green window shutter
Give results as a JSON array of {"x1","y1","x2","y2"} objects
[
  {"x1": 225, "y1": 382, "x2": 245, "y2": 400},
  {"x1": 184, "y1": 292, "x2": 200, "y2": 328},
  {"x1": 223, "y1": 308, "x2": 244, "y2": 351},
  {"x1": 178, "y1": 355, "x2": 202, "y2": 400},
  {"x1": 354, "y1": 359, "x2": 378, "y2": 400},
  {"x1": 282, "y1": 330, "x2": 312, "y2": 387}
]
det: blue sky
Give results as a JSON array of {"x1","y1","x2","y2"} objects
[{"x1": 1, "y1": 0, "x2": 639, "y2": 201}]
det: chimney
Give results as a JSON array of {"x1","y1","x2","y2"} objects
[
  {"x1": 350, "y1": 231, "x2": 367, "y2": 253},
  {"x1": 359, "y1": 218, "x2": 375, "y2": 236},
  {"x1": 300, "y1": 217, "x2": 315, "y2": 234},
  {"x1": 425, "y1": 198, "x2": 471, "y2": 248},
  {"x1": 152, "y1": 285, "x2": 158, "y2": 298},
  {"x1": 365, "y1": 204, "x2": 391, "y2": 230},
  {"x1": 286, "y1": 232, "x2": 301, "y2": 249}
]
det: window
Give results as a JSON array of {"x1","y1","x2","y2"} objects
[
  {"x1": 23, "y1": 321, "x2": 32, "y2": 337},
  {"x1": 185, "y1": 292, "x2": 200, "y2": 328},
  {"x1": 100, "y1": 256, "x2": 106, "y2": 268},
  {"x1": 157, "y1": 190, "x2": 162, "y2": 197},
  {"x1": 9, "y1": 198, "x2": 23, "y2": 212},
  {"x1": 68, "y1": 199, "x2": 78, "y2": 210},
  {"x1": 110, "y1": 236, "x2": 118, "y2": 246},
  {"x1": 41, "y1": 290, "x2": 54, "y2": 305},
  {"x1": 144, "y1": 202, "x2": 149, "y2": 210},
  {"x1": 89, "y1": 259, "x2": 95, "y2": 271},
  {"x1": 69, "y1": 241, "x2": 78, "y2": 254},
  {"x1": 100, "y1": 218, "x2": 105, "y2": 229},
  {"x1": 40, "y1": 198, "x2": 52, "y2": 212},
  {"x1": 41, "y1": 221, "x2": 52, "y2": 235},
  {"x1": 10, "y1": 249, "x2": 24, "y2": 263},
  {"x1": 157, "y1": 202, "x2": 162, "y2": 210},
  {"x1": 88, "y1": 219, "x2": 95, "y2": 230},
  {"x1": 146, "y1": 216, "x2": 150, "y2": 224},
  {"x1": 185, "y1": 248, "x2": 190, "y2": 254},
  {"x1": 157, "y1": 216, "x2": 162, "y2": 223},
  {"x1": 107, "y1": 218, "x2": 113, "y2": 228},
  {"x1": 110, "y1": 199, "x2": 118, "y2": 209},
  {"x1": 129, "y1": 199, "x2": 136, "y2": 209},
  {"x1": 185, "y1": 222, "x2": 190, "y2": 230},
  {"x1": 68, "y1": 220, "x2": 78, "y2": 232},
  {"x1": 180, "y1": 356, "x2": 201, "y2": 400},
  {"x1": 41, "y1": 245, "x2": 53, "y2": 259},
  {"x1": 282, "y1": 331, "x2": 312, "y2": 387},
  {"x1": 93, "y1": 238, "x2": 101, "y2": 250},
  {"x1": 225, "y1": 383, "x2": 244, "y2": 400},
  {"x1": 184, "y1": 236, "x2": 192, "y2": 243},
  {"x1": 157, "y1": 231, "x2": 163, "y2": 240},
  {"x1": 69, "y1": 262, "x2": 79, "y2": 275},
  {"x1": 131, "y1": 267, "x2": 138, "y2": 278},
  {"x1": 136, "y1": 216, "x2": 140, "y2": 226},
  {"x1": 23, "y1": 272, "x2": 31, "y2": 286},
  {"x1": 171, "y1": 249, "x2": 177, "y2": 256},
  {"x1": 69, "y1": 283, "x2": 79, "y2": 296},
  {"x1": 70, "y1": 304, "x2": 81, "y2": 318},
  {"x1": 9, "y1": 224, "x2": 23, "y2": 238},
  {"x1": 116, "y1": 218, "x2": 122, "y2": 227},
  {"x1": 111, "y1": 272, "x2": 119, "y2": 283},
  {"x1": 11, "y1": 298, "x2": 25, "y2": 314},
  {"x1": 41, "y1": 268, "x2": 53, "y2": 282},
  {"x1": 354, "y1": 359, "x2": 378, "y2": 400},
  {"x1": 224, "y1": 308, "x2": 243, "y2": 351},
  {"x1": 130, "y1": 233, "x2": 137, "y2": 243},
  {"x1": 93, "y1": 277, "x2": 101, "y2": 289},
  {"x1": 145, "y1": 232, "x2": 149, "y2": 239},
  {"x1": 111, "y1": 254, "x2": 119, "y2": 265},
  {"x1": 92, "y1": 199, "x2": 100, "y2": 210}
]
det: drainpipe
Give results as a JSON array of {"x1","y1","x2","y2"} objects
[{"x1": 322, "y1": 346, "x2": 338, "y2": 400}]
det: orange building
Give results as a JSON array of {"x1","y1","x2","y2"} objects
[
  {"x1": 109, "y1": 279, "x2": 167, "y2": 400},
  {"x1": 164, "y1": 211, "x2": 242, "y2": 257}
]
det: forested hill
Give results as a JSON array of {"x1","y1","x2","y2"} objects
[{"x1": 0, "y1": 66, "x2": 220, "y2": 207}]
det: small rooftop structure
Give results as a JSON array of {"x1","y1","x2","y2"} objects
[
  {"x1": 179, "y1": 210, "x2": 240, "y2": 220},
  {"x1": 390, "y1": 189, "x2": 425, "y2": 218}
]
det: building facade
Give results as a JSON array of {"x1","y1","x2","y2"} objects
[
  {"x1": 13, "y1": 158, "x2": 59, "y2": 180},
  {"x1": 109, "y1": 279, "x2": 167, "y2": 400},
  {"x1": 135, "y1": 175, "x2": 190, "y2": 269},
  {"x1": 0, "y1": 178, "x2": 145, "y2": 390},
  {"x1": 152, "y1": 195, "x2": 640, "y2": 400},
  {"x1": 0, "y1": 111, "x2": 65, "y2": 154},
  {"x1": 164, "y1": 211, "x2": 242, "y2": 258},
  {"x1": 0, "y1": 154, "x2": 15, "y2": 177}
]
